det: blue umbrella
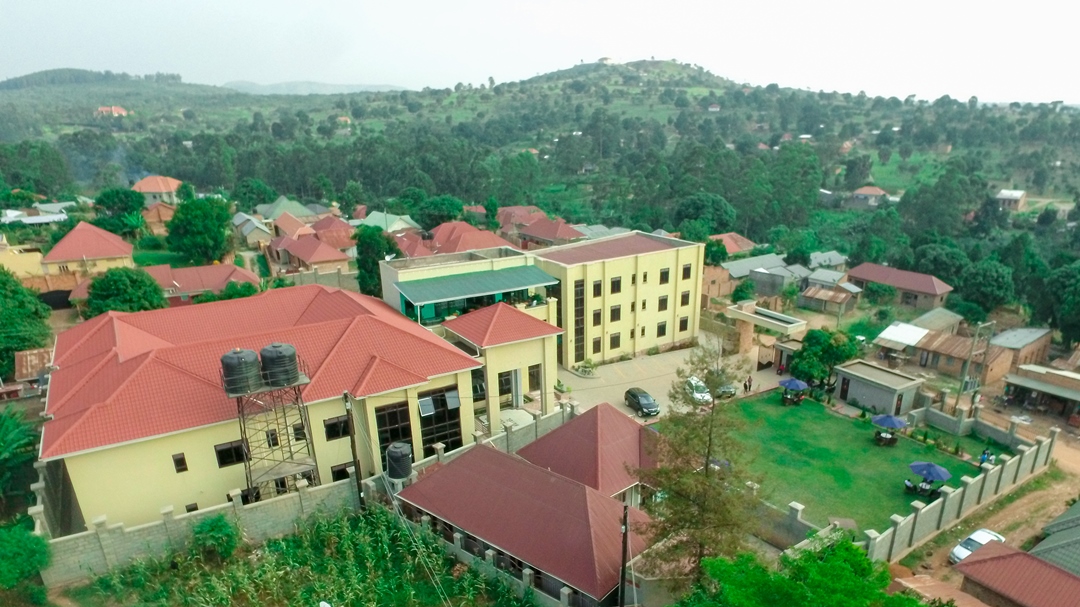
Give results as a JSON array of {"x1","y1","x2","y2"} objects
[
  {"x1": 909, "y1": 461, "x2": 952, "y2": 482},
  {"x1": 872, "y1": 414, "x2": 908, "y2": 429},
  {"x1": 779, "y1": 378, "x2": 808, "y2": 391}
]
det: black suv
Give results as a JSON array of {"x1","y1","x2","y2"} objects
[{"x1": 624, "y1": 387, "x2": 660, "y2": 417}]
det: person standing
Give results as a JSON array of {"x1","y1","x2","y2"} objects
[{"x1": 747, "y1": 375, "x2": 753, "y2": 392}]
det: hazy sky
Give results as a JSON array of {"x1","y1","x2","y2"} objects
[{"x1": 1, "y1": 0, "x2": 1074, "y2": 103}]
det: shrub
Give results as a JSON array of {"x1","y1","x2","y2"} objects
[
  {"x1": 233, "y1": 255, "x2": 245, "y2": 269},
  {"x1": 647, "y1": 346, "x2": 661, "y2": 356},
  {"x1": 137, "y1": 234, "x2": 166, "y2": 250},
  {"x1": 0, "y1": 524, "x2": 50, "y2": 590},
  {"x1": 864, "y1": 283, "x2": 896, "y2": 305},
  {"x1": 848, "y1": 398, "x2": 861, "y2": 409},
  {"x1": 190, "y1": 514, "x2": 239, "y2": 563}
]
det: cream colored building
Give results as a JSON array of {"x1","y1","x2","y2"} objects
[{"x1": 0, "y1": 233, "x2": 44, "y2": 278}]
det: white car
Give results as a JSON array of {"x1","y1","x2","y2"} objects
[
  {"x1": 685, "y1": 376, "x2": 713, "y2": 405},
  {"x1": 949, "y1": 528, "x2": 1005, "y2": 564}
]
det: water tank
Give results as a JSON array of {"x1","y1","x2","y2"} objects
[
  {"x1": 260, "y1": 343, "x2": 300, "y2": 387},
  {"x1": 385, "y1": 442, "x2": 413, "y2": 480},
  {"x1": 221, "y1": 349, "x2": 261, "y2": 394}
]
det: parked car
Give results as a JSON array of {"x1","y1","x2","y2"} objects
[
  {"x1": 685, "y1": 376, "x2": 713, "y2": 405},
  {"x1": 716, "y1": 384, "x2": 738, "y2": 399},
  {"x1": 624, "y1": 387, "x2": 660, "y2": 417},
  {"x1": 949, "y1": 528, "x2": 1005, "y2": 564}
]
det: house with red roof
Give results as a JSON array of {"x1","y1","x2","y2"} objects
[
  {"x1": 95, "y1": 106, "x2": 128, "y2": 117},
  {"x1": 428, "y1": 221, "x2": 515, "y2": 254},
  {"x1": 69, "y1": 263, "x2": 261, "y2": 308},
  {"x1": 272, "y1": 211, "x2": 315, "y2": 239},
  {"x1": 268, "y1": 234, "x2": 350, "y2": 274},
  {"x1": 392, "y1": 230, "x2": 434, "y2": 258},
  {"x1": 847, "y1": 262, "x2": 953, "y2": 310},
  {"x1": 708, "y1": 232, "x2": 756, "y2": 256},
  {"x1": 35, "y1": 285, "x2": 571, "y2": 533},
  {"x1": 512, "y1": 217, "x2": 586, "y2": 250},
  {"x1": 310, "y1": 215, "x2": 357, "y2": 257},
  {"x1": 132, "y1": 175, "x2": 182, "y2": 206},
  {"x1": 41, "y1": 221, "x2": 134, "y2": 277},
  {"x1": 398, "y1": 445, "x2": 650, "y2": 607},
  {"x1": 141, "y1": 201, "x2": 176, "y2": 236},
  {"x1": 845, "y1": 185, "x2": 889, "y2": 210},
  {"x1": 954, "y1": 541, "x2": 1080, "y2": 607}
]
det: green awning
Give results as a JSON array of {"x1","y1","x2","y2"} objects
[
  {"x1": 396, "y1": 266, "x2": 557, "y2": 306},
  {"x1": 1005, "y1": 374, "x2": 1080, "y2": 402}
]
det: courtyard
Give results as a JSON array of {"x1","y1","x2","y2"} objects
[{"x1": 731, "y1": 391, "x2": 978, "y2": 533}]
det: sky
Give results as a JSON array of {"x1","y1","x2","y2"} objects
[{"x1": 1, "y1": 0, "x2": 1075, "y2": 103}]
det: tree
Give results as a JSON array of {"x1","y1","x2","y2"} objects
[
  {"x1": 1037, "y1": 206, "x2": 1057, "y2": 227},
  {"x1": 970, "y1": 196, "x2": 1009, "y2": 236},
  {"x1": 677, "y1": 218, "x2": 711, "y2": 243},
  {"x1": 731, "y1": 280, "x2": 755, "y2": 303},
  {"x1": 0, "y1": 405, "x2": 37, "y2": 507},
  {"x1": 863, "y1": 283, "x2": 896, "y2": 305},
  {"x1": 192, "y1": 281, "x2": 259, "y2": 304},
  {"x1": 354, "y1": 225, "x2": 402, "y2": 297},
  {"x1": 94, "y1": 187, "x2": 144, "y2": 218},
  {"x1": 339, "y1": 180, "x2": 365, "y2": 218},
  {"x1": 231, "y1": 178, "x2": 277, "y2": 213},
  {"x1": 914, "y1": 244, "x2": 970, "y2": 286},
  {"x1": 677, "y1": 538, "x2": 930, "y2": 607},
  {"x1": 0, "y1": 267, "x2": 50, "y2": 379},
  {"x1": 0, "y1": 523, "x2": 50, "y2": 591},
  {"x1": 1049, "y1": 262, "x2": 1080, "y2": 345},
  {"x1": 959, "y1": 259, "x2": 1014, "y2": 313},
  {"x1": 877, "y1": 146, "x2": 893, "y2": 165},
  {"x1": 635, "y1": 340, "x2": 758, "y2": 591},
  {"x1": 946, "y1": 295, "x2": 988, "y2": 324},
  {"x1": 898, "y1": 142, "x2": 914, "y2": 162},
  {"x1": 780, "y1": 282, "x2": 800, "y2": 311},
  {"x1": 85, "y1": 267, "x2": 168, "y2": 318},
  {"x1": 843, "y1": 154, "x2": 873, "y2": 191},
  {"x1": 789, "y1": 329, "x2": 858, "y2": 385},
  {"x1": 704, "y1": 239, "x2": 728, "y2": 266},
  {"x1": 176, "y1": 182, "x2": 196, "y2": 202},
  {"x1": 166, "y1": 197, "x2": 232, "y2": 264},
  {"x1": 413, "y1": 194, "x2": 463, "y2": 230}
]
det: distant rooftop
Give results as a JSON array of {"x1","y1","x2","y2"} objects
[
  {"x1": 990, "y1": 327, "x2": 1051, "y2": 350},
  {"x1": 837, "y1": 360, "x2": 922, "y2": 390},
  {"x1": 911, "y1": 308, "x2": 964, "y2": 332},
  {"x1": 808, "y1": 250, "x2": 847, "y2": 269},
  {"x1": 720, "y1": 253, "x2": 787, "y2": 278},
  {"x1": 996, "y1": 189, "x2": 1026, "y2": 199}
]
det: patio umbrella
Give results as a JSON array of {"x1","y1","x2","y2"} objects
[
  {"x1": 909, "y1": 461, "x2": 952, "y2": 482},
  {"x1": 872, "y1": 414, "x2": 908, "y2": 429},
  {"x1": 779, "y1": 378, "x2": 808, "y2": 391}
]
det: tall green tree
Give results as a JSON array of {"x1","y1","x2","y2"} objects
[
  {"x1": 0, "y1": 405, "x2": 38, "y2": 507},
  {"x1": 354, "y1": 225, "x2": 402, "y2": 297},
  {"x1": 1049, "y1": 262, "x2": 1080, "y2": 346},
  {"x1": 166, "y1": 197, "x2": 232, "y2": 264},
  {"x1": 0, "y1": 267, "x2": 50, "y2": 379},
  {"x1": 704, "y1": 239, "x2": 728, "y2": 265},
  {"x1": 94, "y1": 187, "x2": 145, "y2": 218},
  {"x1": 192, "y1": 281, "x2": 260, "y2": 304},
  {"x1": 790, "y1": 329, "x2": 858, "y2": 385},
  {"x1": 413, "y1": 194, "x2": 463, "y2": 230},
  {"x1": 959, "y1": 259, "x2": 1014, "y2": 313},
  {"x1": 231, "y1": 178, "x2": 277, "y2": 213},
  {"x1": 914, "y1": 244, "x2": 970, "y2": 286},
  {"x1": 85, "y1": 267, "x2": 168, "y2": 318},
  {"x1": 636, "y1": 340, "x2": 757, "y2": 591},
  {"x1": 842, "y1": 154, "x2": 873, "y2": 190}
]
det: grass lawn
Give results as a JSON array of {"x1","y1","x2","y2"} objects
[
  {"x1": 133, "y1": 248, "x2": 190, "y2": 268},
  {"x1": 731, "y1": 392, "x2": 977, "y2": 532}
]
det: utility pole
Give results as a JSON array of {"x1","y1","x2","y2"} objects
[
  {"x1": 618, "y1": 503, "x2": 629, "y2": 607},
  {"x1": 954, "y1": 321, "x2": 995, "y2": 410},
  {"x1": 341, "y1": 391, "x2": 367, "y2": 510}
]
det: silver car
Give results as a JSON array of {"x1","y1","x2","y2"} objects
[
  {"x1": 685, "y1": 376, "x2": 713, "y2": 405},
  {"x1": 949, "y1": 528, "x2": 1005, "y2": 564}
]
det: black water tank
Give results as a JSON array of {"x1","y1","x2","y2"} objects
[
  {"x1": 260, "y1": 343, "x2": 299, "y2": 387},
  {"x1": 221, "y1": 349, "x2": 261, "y2": 394},
  {"x1": 386, "y1": 442, "x2": 413, "y2": 480}
]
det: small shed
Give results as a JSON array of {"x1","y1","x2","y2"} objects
[{"x1": 834, "y1": 359, "x2": 924, "y2": 415}]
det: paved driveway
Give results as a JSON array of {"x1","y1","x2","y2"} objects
[{"x1": 557, "y1": 344, "x2": 793, "y2": 421}]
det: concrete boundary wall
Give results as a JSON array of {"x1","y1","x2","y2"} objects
[
  {"x1": 911, "y1": 404, "x2": 1034, "y2": 451},
  {"x1": 863, "y1": 429, "x2": 1058, "y2": 563}
]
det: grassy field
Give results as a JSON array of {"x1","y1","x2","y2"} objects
[
  {"x1": 731, "y1": 392, "x2": 977, "y2": 532},
  {"x1": 868, "y1": 150, "x2": 944, "y2": 193},
  {"x1": 132, "y1": 249, "x2": 190, "y2": 268}
]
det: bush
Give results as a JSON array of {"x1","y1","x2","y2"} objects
[
  {"x1": 137, "y1": 234, "x2": 166, "y2": 250},
  {"x1": 647, "y1": 346, "x2": 661, "y2": 356},
  {"x1": 233, "y1": 255, "x2": 245, "y2": 269},
  {"x1": 190, "y1": 515, "x2": 239, "y2": 563},
  {"x1": 864, "y1": 283, "x2": 896, "y2": 305},
  {"x1": 0, "y1": 524, "x2": 50, "y2": 590}
]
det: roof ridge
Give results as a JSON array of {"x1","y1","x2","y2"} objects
[
  {"x1": 46, "y1": 350, "x2": 118, "y2": 415},
  {"x1": 305, "y1": 316, "x2": 361, "y2": 390}
]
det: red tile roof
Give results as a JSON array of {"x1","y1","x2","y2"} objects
[
  {"x1": 518, "y1": 217, "x2": 585, "y2": 242},
  {"x1": 955, "y1": 542, "x2": 1080, "y2": 607},
  {"x1": 351, "y1": 204, "x2": 368, "y2": 220},
  {"x1": 42, "y1": 221, "x2": 133, "y2": 262},
  {"x1": 847, "y1": 262, "x2": 953, "y2": 296},
  {"x1": 131, "y1": 176, "x2": 182, "y2": 194},
  {"x1": 537, "y1": 232, "x2": 692, "y2": 266},
  {"x1": 442, "y1": 302, "x2": 561, "y2": 348},
  {"x1": 496, "y1": 205, "x2": 547, "y2": 229},
  {"x1": 69, "y1": 263, "x2": 260, "y2": 301},
  {"x1": 42, "y1": 285, "x2": 481, "y2": 459},
  {"x1": 311, "y1": 216, "x2": 356, "y2": 251},
  {"x1": 517, "y1": 403, "x2": 651, "y2": 496},
  {"x1": 854, "y1": 185, "x2": 887, "y2": 196},
  {"x1": 398, "y1": 446, "x2": 649, "y2": 600},
  {"x1": 429, "y1": 221, "x2": 477, "y2": 247},
  {"x1": 393, "y1": 231, "x2": 433, "y2": 258},
  {"x1": 429, "y1": 221, "x2": 514, "y2": 254},
  {"x1": 141, "y1": 202, "x2": 176, "y2": 222},
  {"x1": 708, "y1": 232, "x2": 756, "y2": 255},
  {"x1": 463, "y1": 204, "x2": 486, "y2": 216},
  {"x1": 272, "y1": 235, "x2": 349, "y2": 264},
  {"x1": 274, "y1": 212, "x2": 315, "y2": 238}
]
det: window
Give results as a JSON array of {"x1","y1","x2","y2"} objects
[
  {"x1": 657, "y1": 321, "x2": 667, "y2": 337},
  {"x1": 679, "y1": 316, "x2": 689, "y2": 332},
  {"x1": 274, "y1": 477, "x2": 289, "y2": 495},
  {"x1": 640, "y1": 326, "x2": 645, "y2": 337},
  {"x1": 643, "y1": 271, "x2": 648, "y2": 283},
  {"x1": 58, "y1": 264, "x2": 70, "y2": 273},
  {"x1": 630, "y1": 301, "x2": 635, "y2": 312},
  {"x1": 682, "y1": 264, "x2": 692, "y2": 280},
  {"x1": 593, "y1": 309, "x2": 601, "y2": 326},
  {"x1": 266, "y1": 429, "x2": 279, "y2": 448},
  {"x1": 330, "y1": 462, "x2": 351, "y2": 482},
  {"x1": 610, "y1": 305, "x2": 621, "y2": 322},
  {"x1": 292, "y1": 423, "x2": 307, "y2": 442},
  {"x1": 324, "y1": 415, "x2": 350, "y2": 441},
  {"x1": 610, "y1": 333, "x2": 621, "y2": 349},
  {"x1": 172, "y1": 453, "x2": 188, "y2": 473},
  {"x1": 185, "y1": 503, "x2": 198, "y2": 513},
  {"x1": 471, "y1": 368, "x2": 487, "y2": 401},
  {"x1": 574, "y1": 280, "x2": 586, "y2": 363},
  {"x1": 641, "y1": 299, "x2": 646, "y2": 311},
  {"x1": 375, "y1": 402, "x2": 412, "y2": 470},
  {"x1": 631, "y1": 274, "x2": 636, "y2": 285},
  {"x1": 214, "y1": 440, "x2": 246, "y2": 468},
  {"x1": 528, "y1": 364, "x2": 541, "y2": 393},
  {"x1": 610, "y1": 277, "x2": 622, "y2": 294},
  {"x1": 593, "y1": 337, "x2": 602, "y2": 354},
  {"x1": 681, "y1": 290, "x2": 690, "y2": 307},
  {"x1": 593, "y1": 280, "x2": 602, "y2": 298},
  {"x1": 660, "y1": 268, "x2": 670, "y2": 284},
  {"x1": 418, "y1": 387, "x2": 463, "y2": 457},
  {"x1": 658, "y1": 296, "x2": 669, "y2": 311},
  {"x1": 498, "y1": 371, "x2": 514, "y2": 396}
]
